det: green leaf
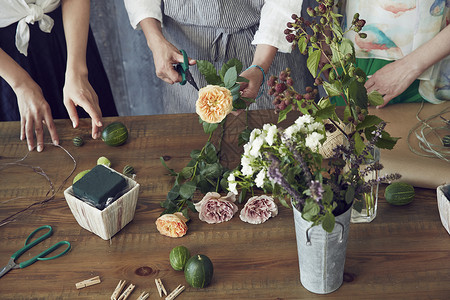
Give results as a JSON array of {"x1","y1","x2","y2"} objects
[
  {"x1": 298, "y1": 36, "x2": 307, "y2": 54},
  {"x1": 345, "y1": 185, "x2": 355, "y2": 205},
  {"x1": 224, "y1": 66, "x2": 238, "y2": 89},
  {"x1": 302, "y1": 200, "x2": 320, "y2": 221},
  {"x1": 278, "y1": 104, "x2": 292, "y2": 123},
  {"x1": 238, "y1": 128, "x2": 251, "y2": 146},
  {"x1": 331, "y1": 23, "x2": 343, "y2": 40},
  {"x1": 233, "y1": 98, "x2": 247, "y2": 110},
  {"x1": 348, "y1": 80, "x2": 368, "y2": 109},
  {"x1": 200, "y1": 163, "x2": 222, "y2": 179},
  {"x1": 190, "y1": 149, "x2": 201, "y2": 160},
  {"x1": 180, "y1": 166, "x2": 194, "y2": 179},
  {"x1": 196, "y1": 175, "x2": 214, "y2": 194},
  {"x1": 237, "y1": 76, "x2": 249, "y2": 83},
  {"x1": 204, "y1": 142, "x2": 218, "y2": 163},
  {"x1": 187, "y1": 200, "x2": 197, "y2": 213},
  {"x1": 197, "y1": 60, "x2": 221, "y2": 85},
  {"x1": 322, "y1": 185, "x2": 333, "y2": 205},
  {"x1": 368, "y1": 90, "x2": 384, "y2": 106},
  {"x1": 356, "y1": 115, "x2": 383, "y2": 131},
  {"x1": 353, "y1": 132, "x2": 365, "y2": 155},
  {"x1": 202, "y1": 121, "x2": 219, "y2": 133},
  {"x1": 322, "y1": 212, "x2": 335, "y2": 233},
  {"x1": 343, "y1": 105, "x2": 351, "y2": 122},
  {"x1": 181, "y1": 207, "x2": 190, "y2": 221},
  {"x1": 229, "y1": 83, "x2": 241, "y2": 94},
  {"x1": 220, "y1": 58, "x2": 243, "y2": 79},
  {"x1": 307, "y1": 49, "x2": 321, "y2": 78},
  {"x1": 179, "y1": 181, "x2": 197, "y2": 199},
  {"x1": 167, "y1": 184, "x2": 180, "y2": 201},
  {"x1": 238, "y1": 188, "x2": 247, "y2": 203},
  {"x1": 323, "y1": 80, "x2": 342, "y2": 97},
  {"x1": 315, "y1": 104, "x2": 336, "y2": 120},
  {"x1": 160, "y1": 157, "x2": 177, "y2": 176},
  {"x1": 339, "y1": 38, "x2": 355, "y2": 58}
]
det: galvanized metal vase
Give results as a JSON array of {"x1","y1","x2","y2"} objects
[{"x1": 293, "y1": 206, "x2": 352, "y2": 294}]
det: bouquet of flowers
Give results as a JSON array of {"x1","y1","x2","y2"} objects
[{"x1": 228, "y1": 114, "x2": 400, "y2": 232}]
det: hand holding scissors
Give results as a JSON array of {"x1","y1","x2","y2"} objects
[
  {"x1": 0, "y1": 225, "x2": 71, "y2": 278},
  {"x1": 175, "y1": 49, "x2": 199, "y2": 91}
]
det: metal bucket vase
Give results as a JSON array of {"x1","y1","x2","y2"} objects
[{"x1": 293, "y1": 206, "x2": 352, "y2": 294}]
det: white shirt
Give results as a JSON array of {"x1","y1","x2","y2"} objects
[
  {"x1": 0, "y1": 0, "x2": 60, "y2": 56},
  {"x1": 123, "y1": 0, "x2": 302, "y2": 53}
]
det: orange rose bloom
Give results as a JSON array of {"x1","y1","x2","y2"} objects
[
  {"x1": 155, "y1": 212, "x2": 188, "y2": 238},
  {"x1": 196, "y1": 85, "x2": 233, "y2": 123}
]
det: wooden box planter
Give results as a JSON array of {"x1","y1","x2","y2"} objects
[{"x1": 64, "y1": 167, "x2": 140, "y2": 240}]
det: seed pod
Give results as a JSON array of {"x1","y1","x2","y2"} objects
[
  {"x1": 73, "y1": 136, "x2": 84, "y2": 147},
  {"x1": 123, "y1": 165, "x2": 135, "y2": 176}
]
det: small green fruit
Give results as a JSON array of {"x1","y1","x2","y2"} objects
[
  {"x1": 97, "y1": 156, "x2": 111, "y2": 167},
  {"x1": 123, "y1": 165, "x2": 135, "y2": 176},
  {"x1": 184, "y1": 254, "x2": 214, "y2": 288},
  {"x1": 73, "y1": 136, "x2": 84, "y2": 147},
  {"x1": 73, "y1": 169, "x2": 90, "y2": 184},
  {"x1": 169, "y1": 246, "x2": 191, "y2": 271}
]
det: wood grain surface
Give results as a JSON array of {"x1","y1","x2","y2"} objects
[{"x1": 0, "y1": 111, "x2": 449, "y2": 300}]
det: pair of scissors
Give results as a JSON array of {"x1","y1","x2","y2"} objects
[
  {"x1": 0, "y1": 225, "x2": 71, "y2": 279},
  {"x1": 175, "y1": 49, "x2": 199, "y2": 91}
]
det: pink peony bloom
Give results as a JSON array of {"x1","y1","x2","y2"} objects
[
  {"x1": 240, "y1": 195, "x2": 278, "y2": 224},
  {"x1": 155, "y1": 212, "x2": 188, "y2": 238},
  {"x1": 194, "y1": 192, "x2": 238, "y2": 224}
]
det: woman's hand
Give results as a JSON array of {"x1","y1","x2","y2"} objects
[
  {"x1": 364, "y1": 58, "x2": 419, "y2": 108},
  {"x1": 140, "y1": 17, "x2": 195, "y2": 84},
  {"x1": 15, "y1": 81, "x2": 59, "y2": 152},
  {"x1": 63, "y1": 71, "x2": 102, "y2": 139},
  {"x1": 239, "y1": 66, "x2": 264, "y2": 99}
]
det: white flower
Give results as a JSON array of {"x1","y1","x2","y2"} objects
[
  {"x1": 249, "y1": 128, "x2": 262, "y2": 143},
  {"x1": 243, "y1": 142, "x2": 252, "y2": 155},
  {"x1": 249, "y1": 136, "x2": 265, "y2": 157},
  {"x1": 255, "y1": 169, "x2": 266, "y2": 188},
  {"x1": 263, "y1": 124, "x2": 277, "y2": 146},
  {"x1": 241, "y1": 155, "x2": 254, "y2": 176},
  {"x1": 305, "y1": 132, "x2": 324, "y2": 152},
  {"x1": 295, "y1": 115, "x2": 314, "y2": 128},
  {"x1": 307, "y1": 121, "x2": 324, "y2": 133},
  {"x1": 284, "y1": 124, "x2": 300, "y2": 139},
  {"x1": 227, "y1": 172, "x2": 238, "y2": 195}
]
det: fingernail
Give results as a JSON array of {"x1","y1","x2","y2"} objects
[
  {"x1": 97, "y1": 121, "x2": 102, "y2": 127},
  {"x1": 37, "y1": 144, "x2": 43, "y2": 152},
  {"x1": 28, "y1": 145, "x2": 34, "y2": 151},
  {"x1": 72, "y1": 121, "x2": 76, "y2": 128},
  {"x1": 53, "y1": 140, "x2": 59, "y2": 145},
  {"x1": 93, "y1": 133, "x2": 98, "y2": 139}
]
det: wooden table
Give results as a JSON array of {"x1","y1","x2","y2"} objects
[{"x1": 0, "y1": 111, "x2": 449, "y2": 299}]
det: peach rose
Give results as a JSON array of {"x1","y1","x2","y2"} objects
[
  {"x1": 155, "y1": 212, "x2": 188, "y2": 238},
  {"x1": 196, "y1": 85, "x2": 233, "y2": 123}
]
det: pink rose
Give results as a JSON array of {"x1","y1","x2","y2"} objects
[
  {"x1": 194, "y1": 192, "x2": 238, "y2": 224},
  {"x1": 240, "y1": 195, "x2": 278, "y2": 224},
  {"x1": 155, "y1": 212, "x2": 188, "y2": 238}
]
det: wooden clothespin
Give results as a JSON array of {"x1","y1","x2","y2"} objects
[
  {"x1": 155, "y1": 278, "x2": 167, "y2": 297},
  {"x1": 136, "y1": 291, "x2": 149, "y2": 300},
  {"x1": 117, "y1": 283, "x2": 135, "y2": 300},
  {"x1": 165, "y1": 284, "x2": 185, "y2": 300},
  {"x1": 75, "y1": 275, "x2": 101, "y2": 289},
  {"x1": 111, "y1": 280, "x2": 127, "y2": 300}
]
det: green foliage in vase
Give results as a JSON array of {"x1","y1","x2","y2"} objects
[{"x1": 269, "y1": 1, "x2": 399, "y2": 154}]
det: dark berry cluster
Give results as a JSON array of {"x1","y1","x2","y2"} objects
[{"x1": 267, "y1": 68, "x2": 318, "y2": 114}]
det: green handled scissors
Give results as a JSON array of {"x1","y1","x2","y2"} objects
[
  {"x1": 175, "y1": 49, "x2": 199, "y2": 91},
  {"x1": 0, "y1": 225, "x2": 71, "y2": 279}
]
